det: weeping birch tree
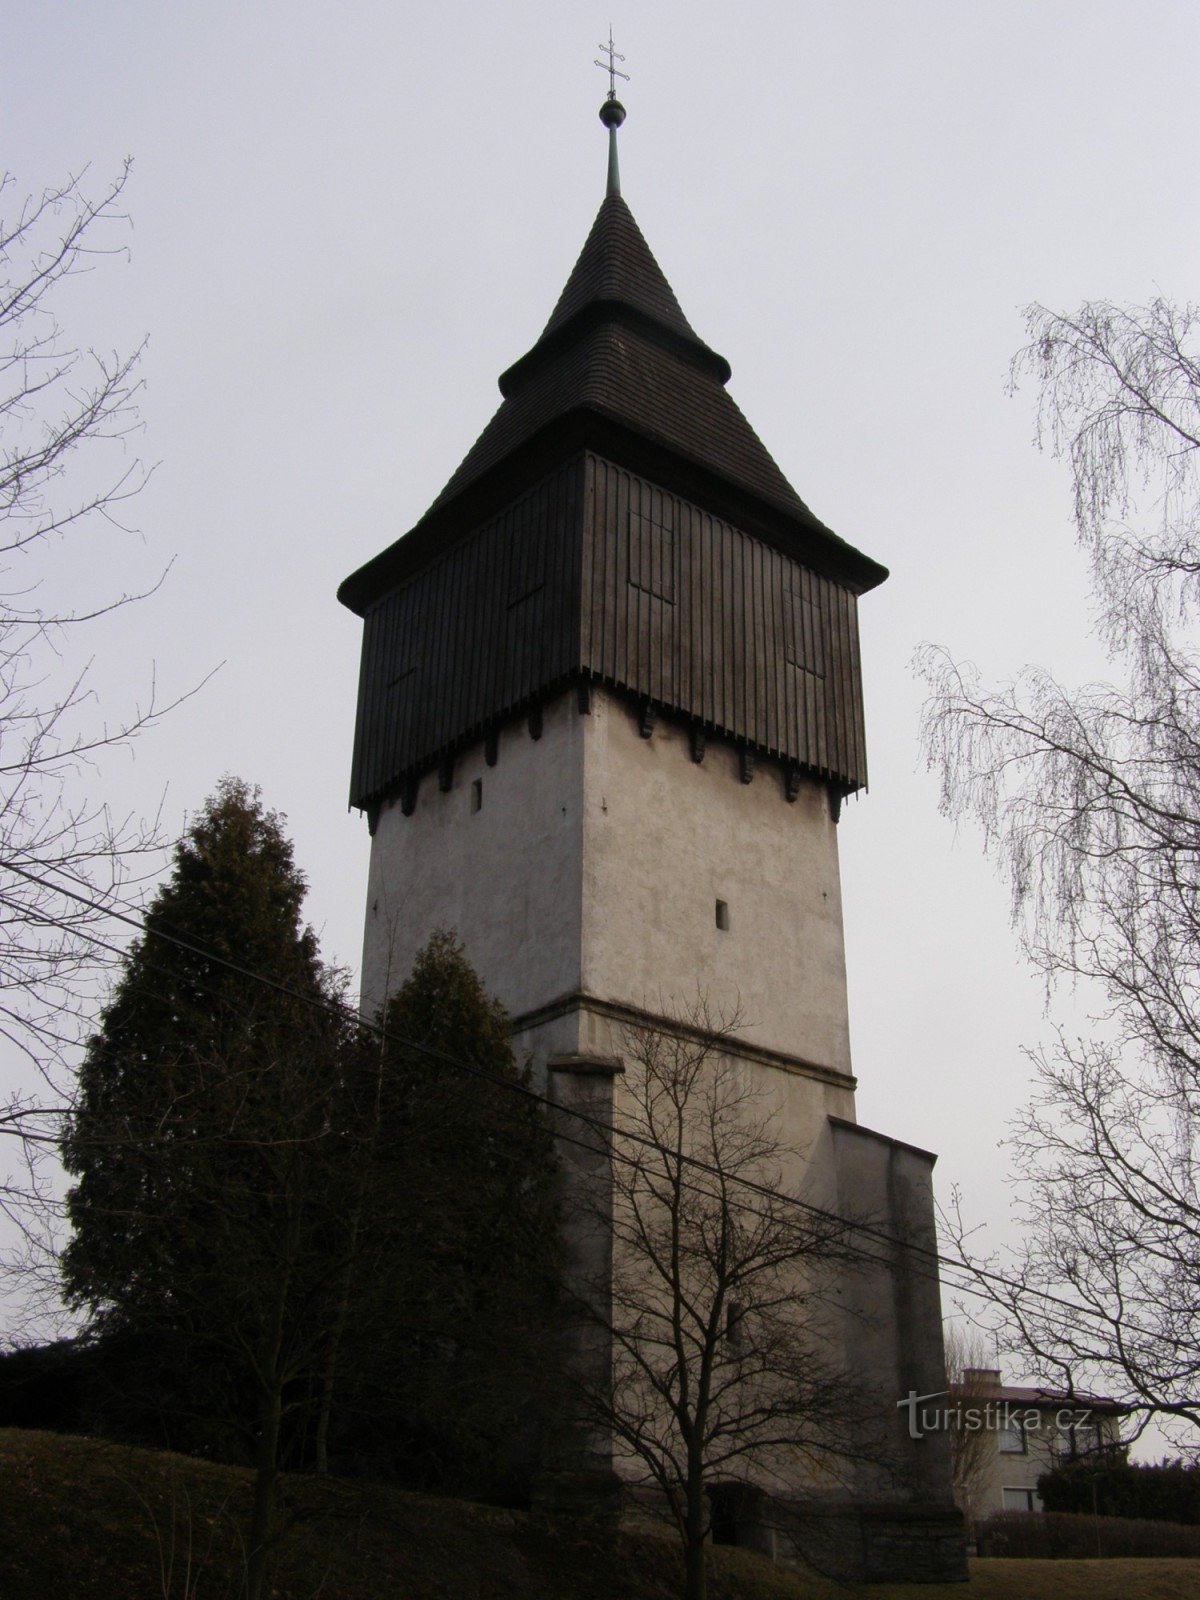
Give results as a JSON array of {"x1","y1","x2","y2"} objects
[{"x1": 921, "y1": 298, "x2": 1200, "y2": 1445}]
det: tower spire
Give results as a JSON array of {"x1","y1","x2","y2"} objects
[{"x1": 594, "y1": 27, "x2": 629, "y2": 197}]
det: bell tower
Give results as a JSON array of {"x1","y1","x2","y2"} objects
[{"x1": 339, "y1": 88, "x2": 965, "y2": 1583}]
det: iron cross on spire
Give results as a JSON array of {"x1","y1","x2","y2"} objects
[{"x1": 594, "y1": 27, "x2": 629, "y2": 101}]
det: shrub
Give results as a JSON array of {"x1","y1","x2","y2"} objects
[
  {"x1": 0, "y1": 1341, "x2": 89, "y2": 1432},
  {"x1": 1038, "y1": 1457, "x2": 1200, "y2": 1524},
  {"x1": 976, "y1": 1509, "x2": 1200, "y2": 1559}
]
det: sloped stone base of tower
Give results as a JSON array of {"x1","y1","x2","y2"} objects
[
  {"x1": 770, "y1": 1500, "x2": 968, "y2": 1584},
  {"x1": 531, "y1": 1026, "x2": 968, "y2": 1583},
  {"x1": 689, "y1": 1482, "x2": 967, "y2": 1583},
  {"x1": 530, "y1": 1481, "x2": 967, "y2": 1583},
  {"x1": 530, "y1": 1466, "x2": 627, "y2": 1527},
  {"x1": 530, "y1": 1044, "x2": 967, "y2": 1579},
  {"x1": 754, "y1": 1119, "x2": 970, "y2": 1583}
]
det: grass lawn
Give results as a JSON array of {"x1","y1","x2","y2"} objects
[{"x1": 2, "y1": 1429, "x2": 1198, "y2": 1600}]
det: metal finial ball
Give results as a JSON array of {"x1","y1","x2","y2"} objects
[{"x1": 599, "y1": 98, "x2": 626, "y2": 130}]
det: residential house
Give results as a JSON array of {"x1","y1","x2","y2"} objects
[{"x1": 952, "y1": 1367, "x2": 1127, "y2": 1526}]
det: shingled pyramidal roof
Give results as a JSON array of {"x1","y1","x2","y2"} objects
[
  {"x1": 339, "y1": 127, "x2": 885, "y2": 614},
  {"x1": 540, "y1": 191, "x2": 710, "y2": 344}
]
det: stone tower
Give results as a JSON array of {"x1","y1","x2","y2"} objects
[{"x1": 339, "y1": 97, "x2": 965, "y2": 1582}]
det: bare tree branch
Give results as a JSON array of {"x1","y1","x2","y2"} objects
[
  {"x1": 0, "y1": 162, "x2": 172, "y2": 1338},
  {"x1": 575, "y1": 1002, "x2": 875, "y2": 1600},
  {"x1": 920, "y1": 298, "x2": 1200, "y2": 1451}
]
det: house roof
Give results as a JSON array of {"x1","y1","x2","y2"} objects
[{"x1": 955, "y1": 1374, "x2": 1129, "y2": 1415}]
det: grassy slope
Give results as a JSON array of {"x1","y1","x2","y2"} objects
[{"x1": 1, "y1": 1431, "x2": 1199, "y2": 1600}]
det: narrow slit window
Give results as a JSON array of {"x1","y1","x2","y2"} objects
[
  {"x1": 715, "y1": 899, "x2": 730, "y2": 932},
  {"x1": 470, "y1": 779, "x2": 483, "y2": 813}
]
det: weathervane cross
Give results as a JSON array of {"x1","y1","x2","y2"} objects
[{"x1": 594, "y1": 27, "x2": 629, "y2": 101}]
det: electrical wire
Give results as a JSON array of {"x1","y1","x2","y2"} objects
[
  {"x1": 0, "y1": 861, "x2": 1151, "y2": 1334},
  {"x1": 0, "y1": 856, "x2": 1170, "y2": 1349}
]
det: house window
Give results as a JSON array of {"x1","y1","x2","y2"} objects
[
  {"x1": 1063, "y1": 1418, "x2": 1100, "y2": 1458},
  {"x1": 715, "y1": 899, "x2": 730, "y2": 931},
  {"x1": 1001, "y1": 1487, "x2": 1041, "y2": 1513},
  {"x1": 999, "y1": 1418, "x2": 1027, "y2": 1454},
  {"x1": 726, "y1": 1301, "x2": 744, "y2": 1345},
  {"x1": 471, "y1": 779, "x2": 483, "y2": 813}
]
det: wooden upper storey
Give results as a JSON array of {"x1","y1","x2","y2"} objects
[
  {"x1": 348, "y1": 452, "x2": 867, "y2": 808},
  {"x1": 341, "y1": 190, "x2": 883, "y2": 810}
]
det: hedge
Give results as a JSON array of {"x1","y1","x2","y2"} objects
[
  {"x1": 977, "y1": 1510, "x2": 1200, "y2": 1559},
  {"x1": 1038, "y1": 1457, "x2": 1200, "y2": 1524}
]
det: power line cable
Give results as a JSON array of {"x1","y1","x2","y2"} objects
[
  {"x1": 0, "y1": 866, "x2": 1153, "y2": 1332},
  {"x1": 0, "y1": 857, "x2": 1175, "y2": 1349}
]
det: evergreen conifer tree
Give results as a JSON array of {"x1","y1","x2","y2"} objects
[
  {"x1": 62, "y1": 778, "x2": 350, "y2": 1599},
  {"x1": 332, "y1": 930, "x2": 563, "y2": 1499},
  {"x1": 63, "y1": 798, "x2": 563, "y2": 1539}
]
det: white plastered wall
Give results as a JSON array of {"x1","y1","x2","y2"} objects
[
  {"x1": 362, "y1": 684, "x2": 856, "y2": 1090},
  {"x1": 360, "y1": 691, "x2": 585, "y2": 1027},
  {"x1": 361, "y1": 681, "x2": 858, "y2": 1255},
  {"x1": 357, "y1": 682, "x2": 959, "y2": 1536},
  {"x1": 580, "y1": 687, "x2": 854, "y2": 1078}
]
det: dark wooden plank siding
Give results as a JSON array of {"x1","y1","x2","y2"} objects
[
  {"x1": 349, "y1": 451, "x2": 868, "y2": 808},
  {"x1": 349, "y1": 458, "x2": 584, "y2": 806},
  {"x1": 582, "y1": 455, "x2": 867, "y2": 790}
]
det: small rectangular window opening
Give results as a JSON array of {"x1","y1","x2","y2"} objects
[
  {"x1": 784, "y1": 584, "x2": 826, "y2": 678},
  {"x1": 726, "y1": 1300, "x2": 743, "y2": 1344},
  {"x1": 627, "y1": 500, "x2": 676, "y2": 603},
  {"x1": 506, "y1": 504, "x2": 546, "y2": 607},
  {"x1": 999, "y1": 1419, "x2": 1027, "y2": 1455},
  {"x1": 471, "y1": 779, "x2": 483, "y2": 813},
  {"x1": 715, "y1": 899, "x2": 730, "y2": 932},
  {"x1": 1001, "y1": 1487, "x2": 1039, "y2": 1513}
]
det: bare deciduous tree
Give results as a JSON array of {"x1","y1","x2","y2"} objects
[
  {"x1": 0, "y1": 164, "x2": 169, "y2": 1312},
  {"x1": 943, "y1": 1322, "x2": 999, "y2": 1528},
  {"x1": 920, "y1": 298, "x2": 1200, "y2": 1448},
  {"x1": 580, "y1": 1006, "x2": 866, "y2": 1600}
]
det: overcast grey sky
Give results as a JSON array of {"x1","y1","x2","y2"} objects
[{"x1": 5, "y1": 1, "x2": 1199, "y2": 1406}]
